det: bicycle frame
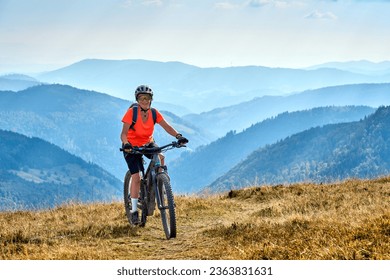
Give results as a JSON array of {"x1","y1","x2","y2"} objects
[
  {"x1": 141, "y1": 153, "x2": 160, "y2": 215},
  {"x1": 148, "y1": 153, "x2": 168, "y2": 213},
  {"x1": 121, "y1": 141, "x2": 184, "y2": 239}
]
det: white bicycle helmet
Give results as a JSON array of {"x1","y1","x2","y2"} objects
[{"x1": 134, "y1": 85, "x2": 153, "y2": 100}]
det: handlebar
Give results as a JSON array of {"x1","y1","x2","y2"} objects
[{"x1": 120, "y1": 141, "x2": 186, "y2": 154}]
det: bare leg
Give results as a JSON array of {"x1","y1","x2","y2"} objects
[
  {"x1": 158, "y1": 153, "x2": 165, "y2": 172},
  {"x1": 130, "y1": 172, "x2": 141, "y2": 199}
]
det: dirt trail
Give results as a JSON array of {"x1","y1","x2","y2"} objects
[
  {"x1": 1, "y1": 195, "x2": 241, "y2": 260},
  {"x1": 116, "y1": 196, "x2": 239, "y2": 259}
]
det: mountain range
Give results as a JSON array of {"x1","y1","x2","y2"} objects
[
  {"x1": 2, "y1": 82, "x2": 390, "y2": 192},
  {"x1": 1, "y1": 59, "x2": 390, "y2": 203},
  {"x1": 183, "y1": 83, "x2": 390, "y2": 138},
  {"x1": 0, "y1": 129, "x2": 122, "y2": 211},
  {"x1": 307, "y1": 60, "x2": 390, "y2": 76},
  {"x1": 169, "y1": 106, "x2": 376, "y2": 193},
  {"x1": 205, "y1": 106, "x2": 390, "y2": 193},
  {"x1": 0, "y1": 74, "x2": 41, "y2": 91},
  {"x1": 35, "y1": 59, "x2": 390, "y2": 113},
  {"x1": 0, "y1": 84, "x2": 210, "y2": 180}
]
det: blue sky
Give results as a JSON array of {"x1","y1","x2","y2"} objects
[{"x1": 1, "y1": 0, "x2": 390, "y2": 74}]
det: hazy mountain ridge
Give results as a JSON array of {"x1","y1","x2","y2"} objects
[
  {"x1": 36, "y1": 59, "x2": 390, "y2": 113},
  {"x1": 183, "y1": 83, "x2": 390, "y2": 137},
  {"x1": 2, "y1": 60, "x2": 390, "y2": 196},
  {"x1": 0, "y1": 84, "x2": 209, "y2": 180},
  {"x1": 206, "y1": 106, "x2": 390, "y2": 193},
  {"x1": 0, "y1": 129, "x2": 122, "y2": 211},
  {"x1": 1, "y1": 83, "x2": 388, "y2": 194},
  {"x1": 0, "y1": 74, "x2": 41, "y2": 91},
  {"x1": 169, "y1": 106, "x2": 375, "y2": 193},
  {"x1": 307, "y1": 60, "x2": 390, "y2": 76}
]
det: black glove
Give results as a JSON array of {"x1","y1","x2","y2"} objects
[
  {"x1": 122, "y1": 142, "x2": 132, "y2": 151},
  {"x1": 176, "y1": 134, "x2": 188, "y2": 145}
]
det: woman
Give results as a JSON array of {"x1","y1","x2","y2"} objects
[{"x1": 120, "y1": 85, "x2": 188, "y2": 225}]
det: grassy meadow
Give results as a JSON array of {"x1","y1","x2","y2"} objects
[{"x1": 0, "y1": 177, "x2": 389, "y2": 260}]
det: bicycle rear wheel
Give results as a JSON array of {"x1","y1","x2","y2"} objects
[
  {"x1": 123, "y1": 171, "x2": 147, "y2": 227},
  {"x1": 156, "y1": 173, "x2": 176, "y2": 239}
]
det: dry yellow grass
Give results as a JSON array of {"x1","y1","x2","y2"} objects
[{"x1": 1, "y1": 177, "x2": 389, "y2": 260}]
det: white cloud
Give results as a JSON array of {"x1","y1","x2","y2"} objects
[
  {"x1": 121, "y1": 0, "x2": 132, "y2": 7},
  {"x1": 304, "y1": 10, "x2": 337, "y2": 19},
  {"x1": 141, "y1": 0, "x2": 163, "y2": 6},
  {"x1": 1, "y1": 0, "x2": 390, "y2": 72},
  {"x1": 215, "y1": 2, "x2": 240, "y2": 10},
  {"x1": 248, "y1": 0, "x2": 273, "y2": 7},
  {"x1": 121, "y1": 0, "x2": 163, "y2": 7},
  {"x1": 247, "y1": 0, "x2": 298, "y2": 9}
]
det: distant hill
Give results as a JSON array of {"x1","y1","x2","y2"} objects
[
  {"x1": 0, "y1": 130, "x2": 122, "y2": 211},
  {"x1": 0, "y1": 74, "x2": 41, "y2": 91},
  {"x1": 307, "y1": 60, "x2": 390, "y2": 76},
  {"x1": 169, "y1": 106, "x2": 375, "y2": 193},
  {"x1": 183, "y1": 83, "x2": 390, "y2": 137},
  {"x1": 36, "y1": 59, "x2": 390, "y2": 113},
  {"x1": 206, "y1": 106, "x2": 390, "y2": 193},
  {"x1": 0, "y1": 84, "x2": 210, "y2": 180}
]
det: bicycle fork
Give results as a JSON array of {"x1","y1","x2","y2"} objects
[{"x1": 151, "y1": 170, "x2": 168, "y2": 211}]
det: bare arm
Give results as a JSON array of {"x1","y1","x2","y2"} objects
[
  {"x1": 120, "y1": 122, "x2": 131, "y2": 144},
  {"x1": 158, "y1": 119, "x2": 180, "y2": 138}
]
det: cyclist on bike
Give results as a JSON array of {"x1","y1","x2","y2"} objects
[{"x1": 120, "y1": 85, "x2": 188, "y2": 225}]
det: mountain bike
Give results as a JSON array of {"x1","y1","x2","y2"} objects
[{"x1": 120, "y1": 141, "x2": 185, "y2": 239}]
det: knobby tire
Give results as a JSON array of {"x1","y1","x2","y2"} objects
[{"x1": 157, "y1": 173, "x2": 176, "y2": 239}]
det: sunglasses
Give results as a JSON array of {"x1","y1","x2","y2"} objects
[{"x1": 138, "y1": 96, "x2": 151, "y2": 102}]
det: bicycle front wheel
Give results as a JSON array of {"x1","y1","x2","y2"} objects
[{"x1": 156, "y1": 173, "x2": 176, "y2": 239}]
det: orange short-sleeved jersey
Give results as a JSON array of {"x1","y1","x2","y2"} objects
[{"x1": 121, "y1": 107, "x2": 163, "y2": 146}]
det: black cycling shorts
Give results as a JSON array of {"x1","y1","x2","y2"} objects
[{"x1": 123, "y1": 142, "x2": 158, "y2": 175}]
